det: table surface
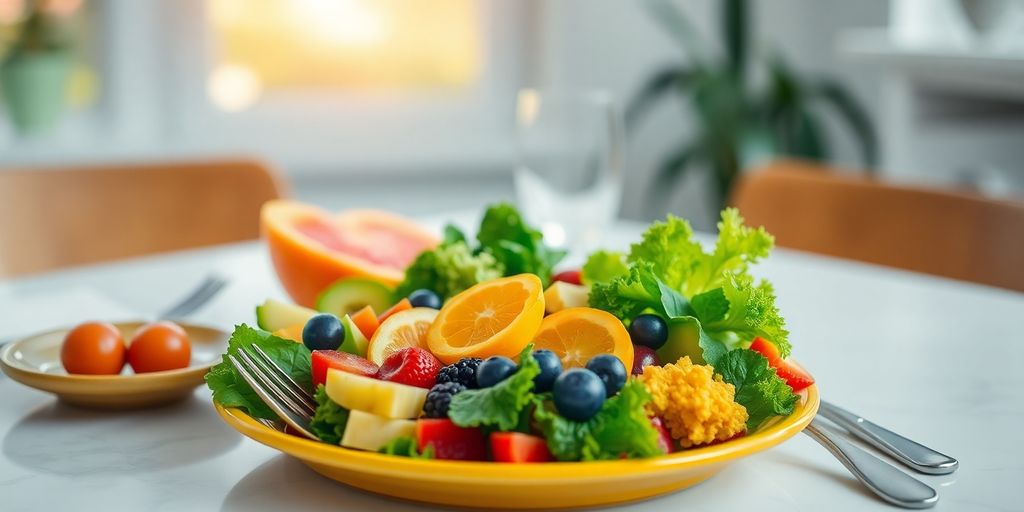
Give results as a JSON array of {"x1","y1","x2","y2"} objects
[{"x1": 1, "y1": 216, "x2": 1022, "y2": 512}]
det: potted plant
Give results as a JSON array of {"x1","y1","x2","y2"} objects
[
  {"x1": 1, "y1": 2, "x2": 73, "y2": 135},
  {"x1": 628, "y1": 0, "x2": 877, "y2": 214}
]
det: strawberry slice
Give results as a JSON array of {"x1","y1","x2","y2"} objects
[
  {"x1": 376, "y1": 347, "x2": 442, "y2": 389},
  {"x1": 749, "y1": 336, "x2": 815, "y2": 392},
  {"x1": 491, "y1": 432, "x2": 553, "y2": 462},
  {"x1": 416, "y1": 419, "x2": 487, "y2": 461}
]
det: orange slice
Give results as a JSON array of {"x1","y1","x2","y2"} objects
[
  {"x1": 366, "y1": 308, "x2": 439, "y2": 365},
  {"x1": 427, "y1": 274, "x2": 545, "y2": 364},
  {"x1": 532, "y1": 307, "x2": 634, "y2": 370}
]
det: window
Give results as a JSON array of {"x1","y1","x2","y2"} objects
[{"x1": 207, "y1": 0, "x2": 482, "y2": 112}]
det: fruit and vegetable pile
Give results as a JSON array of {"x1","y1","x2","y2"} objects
[{"x1": 207, "y1": 202, "x2": 814, "y2": 462}]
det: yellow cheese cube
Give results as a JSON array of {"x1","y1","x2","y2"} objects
[
  {"x1": 325, "y1": 369, "x2": 428, "y2": 419},
  {"x1": 340, "y1": 410, "x2": 417, "y2": 452},
  {"x1": 544, "y1": 281, "x2": 590, "y2": 314}
]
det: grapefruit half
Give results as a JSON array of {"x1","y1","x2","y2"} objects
[{"x1": 261, "y1": 200, "x2": 438, "y2": 307}]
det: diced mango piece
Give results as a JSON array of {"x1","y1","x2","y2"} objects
[
  {"x1": 339, "y1": 314, "x2": 369, "y2": 356},
  {"x1": 341, "y1": 410, "x2": 417, "y2": 452},
  {"x1": 326, "y1": 369, "x2": 427, "y2": 419},
  {"x1": 544, "y1": 281, "x2": 590, "y2": 314},
  {"x1": 273, "y1": 323, "x2": 305, "y2": 343}
]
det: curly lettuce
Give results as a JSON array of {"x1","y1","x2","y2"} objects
[
  {"x1": 395, "y1": 241, "x2": 502, "y2": 300},
  {"x1": 395, "y1": 204, "x2": 565, "y2": 300},
  {"x1": 534, "y1": 381, "x2": 662, "y2": 461}
]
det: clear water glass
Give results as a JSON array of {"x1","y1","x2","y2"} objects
[{"x1": 515, "y1": 88, "x2": 624, "y2": 252}]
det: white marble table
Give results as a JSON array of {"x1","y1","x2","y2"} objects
[{"x1": 1, "y1": 220, "x2": 1022, "y2": 511}]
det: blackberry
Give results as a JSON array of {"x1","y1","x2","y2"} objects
[
  {"x1": 422, "y1": 382, "x2": 466, "y2": 418},
  {"x1": 436, "y1": 358, "x2": 482, "y2": 389}
]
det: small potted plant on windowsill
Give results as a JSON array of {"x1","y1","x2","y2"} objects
[{"x1": 1, "y1": 4, "x2": 73, "y2": 135}]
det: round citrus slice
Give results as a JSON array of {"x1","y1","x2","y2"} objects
[
  {"x1": 366, "y1": 308, "x2": 439, "y2": 365},
  {"x1": 427, "y1": 274, "x2": 545, "y2": 364},
  {"x1": 532, "y1": 307, "x2": 634, "y2": 370}
]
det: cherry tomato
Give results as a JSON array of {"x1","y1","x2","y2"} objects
[
  {"x1": 61, "y1": 322, "x2": 126, "y2": 375},
  {"x1": 127, "y1": 321, "x2": 191, "y2": 373}
]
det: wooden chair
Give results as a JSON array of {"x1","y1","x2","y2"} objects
[
  {"x1": 0, "y1": 158, "x2": 287, "y2": 278},
  {"x1": 731, "y1": 159, "x2": 1024, "y2": 292}
]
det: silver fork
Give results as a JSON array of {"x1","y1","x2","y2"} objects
[
  {"x1": 228, "y1": 344, "x2": 319, "y2": 440},
  {"x1": 0, "y1": 274, "x2": 228, "y2": 349},
  {"x1": 818, "y1": 400, "x2": 958, "y2": 475},
  {"x1": 158, "y1": 274, "x2": 228, "y2": 319}
]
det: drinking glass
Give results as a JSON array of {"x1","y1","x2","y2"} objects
[{"x1": 515, "y1": 88, "x2": 624, "y2": 252}]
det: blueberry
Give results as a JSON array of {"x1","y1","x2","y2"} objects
[
  {"x1": 476, "y1": 356, "x2": 517, "y2": 388},
  {"x1": 553, "y1": 369, "x2": 606, "y2": 422},
  {"x1": 629, "y1": 314, "x2": 669, "y2": 350},
  {"x1": 586, "y1": 354, "x2": 627, "y2": 397},
  {"x1": 302, "y1": 313, "x2": 345, "y2": 351},
  {"x1": 408, "y1": 289, "x2": 443, "y2": 309},
  {"x1": 531, "y1": 349, "x2": 563, "y2": 393}
]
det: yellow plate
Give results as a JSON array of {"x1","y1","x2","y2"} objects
[
  {"x1": 1, "y1": 321, "x2": 228, "y2": 409},
  {"x1": 215, "y1": 383, "x2": 819, "y2": 509}
]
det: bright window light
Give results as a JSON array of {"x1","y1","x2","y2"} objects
[{"x1": 206, "y1": 0, "x2": 480, "y2": 108}]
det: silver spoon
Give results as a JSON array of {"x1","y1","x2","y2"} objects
[{"x1": 804, "y1": 419, "x2": 939, "y2": 509}]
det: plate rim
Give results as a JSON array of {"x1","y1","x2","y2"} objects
[
  {"x1": 213, "y1": 381, "x2": 819, "y2": 479},
  {"x1": 0, "y1": 320, "x2": 228, "y2": 385}
]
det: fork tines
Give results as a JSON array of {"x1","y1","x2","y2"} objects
[{"x1": 228, "y1": 343, "x2": 319, "y2": 440}]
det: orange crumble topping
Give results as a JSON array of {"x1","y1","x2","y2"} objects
[{"x1": 637, "y1": 357, "x2": 748, "y2": 448}]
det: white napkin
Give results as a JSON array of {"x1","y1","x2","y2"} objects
[{"x1": 0, "y1": 287, "x2": 137, "y2": 341}]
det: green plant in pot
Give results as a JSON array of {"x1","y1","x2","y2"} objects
[
  {"x1": 1, "y1": 4, "x2": 73, "y2": 135},
  {"x1": 628, "y1": 0, "x2": 877, "y2": 214}
]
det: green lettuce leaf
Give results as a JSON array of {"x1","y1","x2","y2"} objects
[
  {"x1": 626, "y1": 214, "x2": 704, "y2": 291},
  {"x1": 378, "y1": 435, "x2": 435, "y2": 459},
  {"x1": 587, "y1": 263, "x2": 689, "y2": 321},
  {"x1": 699, "y1": 274, "x2": 790, "y2": 357},
  {"x1": 448, "y1": 345, "x2": 540, "y2": 431},
  {"x1": 205, "y1": 325, "x2": 312, "y2": 420},
  {"x1": 683, "y1": 208, "x2": 774, "y2": 297},
  {"x1": 309, "y1": 385, "x2": 348, "y2": 445},
  {"x1": 534, "y1": 381, "x2": 662, "y2": 461},
  {"x1": 715, "y1": 348, "x2": 798, "y2": 431},
  {"x1": 581, "y1": 250, "x2": 628, "y2": 285},
  {"x1": 476, "y1": 203, "x2": 566, "y2": 285},
  {"x1": 394, "y1": 241, "x2": 503, "y2": 300}
]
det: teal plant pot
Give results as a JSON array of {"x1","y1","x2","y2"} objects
[{"x1": 1, "y1": 51, "x2": 72, "y2": 136}]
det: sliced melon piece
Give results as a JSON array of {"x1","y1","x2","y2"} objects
[
  {"x1": 341, "y1": 410, "x2": 416, "y2": 452},
  {"x1": 256, "y1": 299, "x2": 317, "y2": 331},
  {"x1": 338, "y1": 314, "x2": 369, "y2": 356},
  {"x1": 543, "y1": 281, "x2": 590, "y2": 314},
  {"x1": 316, "y1": 277, "x2": 395, "y2": 317},
  {"x1": 326, "y1": 369, "x2": 427, "y2": 419}
]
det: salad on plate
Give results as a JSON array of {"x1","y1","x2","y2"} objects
[{"x1": 206, "y1": 203, "x2": 813, "y2": 462}]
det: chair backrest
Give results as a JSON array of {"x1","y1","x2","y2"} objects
[
  {"x1": 731, "y1": 159, "x2": 1024, "y2": 292},
  {"x1": 0, "y1": 158, "x2": 287, "y2": 278}
]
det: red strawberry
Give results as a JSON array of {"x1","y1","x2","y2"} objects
[
  {"x1": 552, "y1": 269, "x2": 582, "y2": 285},
  {"x1": 749, "y1": 336, "x2": 815, "y2": 392},
  {"x1": 376, "y1": 347, "x2": 442, "y2": 389}
]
